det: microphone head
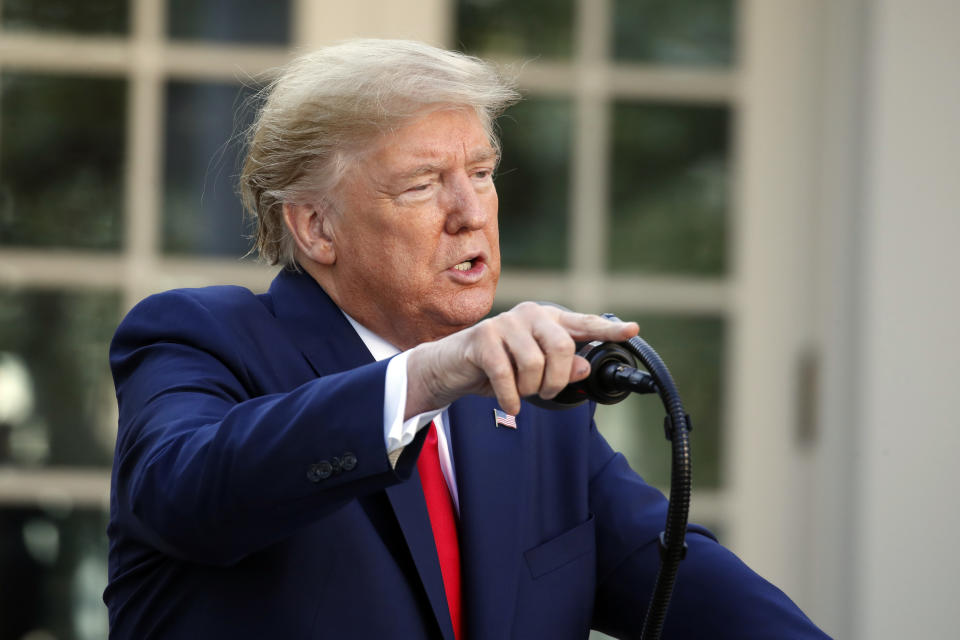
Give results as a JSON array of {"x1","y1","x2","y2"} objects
[{"x1": 526, "y1": 340, "x2": 638, "y2": 410}]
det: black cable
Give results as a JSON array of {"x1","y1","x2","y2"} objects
[
  {"x1": 601, "y1": 314, "x2": 693, "y2": 640},
  {"x1": 528, "y1": 303, "x2": 692, "y2": 638}
]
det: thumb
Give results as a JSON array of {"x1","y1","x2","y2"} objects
[{"x1": 569, "y1": 355, "x2": 591, "y2": 383}]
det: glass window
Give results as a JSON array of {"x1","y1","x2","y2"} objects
[
  {"x1": 162, "y1": 81, "x2": 257, "y2": 257},
  {"x1": 496, "y1": 98, "x2": 572, "y2": 270},
  {"x1": 1, "y1": 0, "x2": 129, "y2": 35},
  {"x1": 0, "y1": 289, "x2": 120, "y2": 467},
  {"x1": 611, "y1": 0, "x2": 736, "y2": 67},
  {"x1": 456, "y1": 0, "x2": 575, "y2": 59},
  {"x1": 595, "y1": 313, "x2": 725, "y2": 489},
  {"x1": 0, "y1": 505, "x2": 109, "y2": 640},
  {"x1": 166, "y1": 0, "x2": 291, "y2": 45},
  {"x1": 608, "y1": 102, "x2": 729, "y2": 275},
  {"x1": 0, "y1": 73, "x2": 126, "y2": 251}
]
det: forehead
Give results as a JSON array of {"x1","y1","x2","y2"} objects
[{"x1": 367, "y1": 108, "x2": 496, "y2": 168}]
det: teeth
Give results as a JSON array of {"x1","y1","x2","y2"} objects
[{"x1": 453, "y1": 260, "x2": 472, "y2": 271}]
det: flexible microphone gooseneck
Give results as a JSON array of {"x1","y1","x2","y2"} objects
[{"x1": 528, "y1": 312, "x2": 693, "y2": 640}]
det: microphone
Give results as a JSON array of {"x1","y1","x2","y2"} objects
[
  {"x1": 526, "y1": 339, "x2": 658, "y2": 410},
  {"x1": 531, "y1": 305, "x2": 692, "y2": 638}
]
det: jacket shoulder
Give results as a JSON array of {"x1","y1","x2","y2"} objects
[
  {"x1": 109, "y1": 284, "x2": 283, "y2": 382},
  {"x1": 126, "y1": 284, "x2": 265, "y2": 319},
  {"x1": 115, "y1": 285, "x2": 270, "y2": 339}
]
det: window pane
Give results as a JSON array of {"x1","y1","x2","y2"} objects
[
  {"x1": 0, "y1": 73, "x2": 126, "y2": 251},
  {"x1": 0, "y1": 505, "x2": 108, "y2": 640},
  {"x1": 612, "y1": 0, "x2": 736, "y2": 67},
  {"x1": 456, "y1": 0, "x2": 574, "y2": 59},
  {"x1": 595, "y1": 314, "x2": 725, "y2": 489},
  {"x1": 0, "y1": 289, "x2": 120, "y2": 467},
  {"x1": 167, "y1": 0, "x2": 290, "y2": 45},
  {"x1": 497, "y1": 98, "x2": 572, "y2": 269},
  {"x1": 608, "y1": 102, "x2": 729, "y2": 275},
  {"x1": 162, "y1": 81, "x2": 256, "y2": 257},
  {"x1": 1, "y1": 0, "x2": 129, "y2": 35}
]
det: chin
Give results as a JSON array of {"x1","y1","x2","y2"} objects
[{"x1": 433, "y1": 288, "x2": 496, "y2": 333}]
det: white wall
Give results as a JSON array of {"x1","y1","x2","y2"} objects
[{"x1": 850, "y1": 0, "x2": 960, "y2": 637}]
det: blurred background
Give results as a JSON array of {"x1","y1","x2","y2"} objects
[{"x1": 0, "y1": 0, "x2": 956, "y2": 638}]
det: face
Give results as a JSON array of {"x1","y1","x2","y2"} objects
[{"x1": 322, "y1": 107, "x2": 501, "y2": 348}]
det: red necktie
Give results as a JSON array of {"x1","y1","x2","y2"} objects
[{"x1": 417, "y1": 422, "x2": 463, "y2": 640}]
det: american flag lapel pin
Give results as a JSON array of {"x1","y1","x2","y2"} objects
[{"x1": 493, "y1": 408, "x2": 517, "y2": 429}]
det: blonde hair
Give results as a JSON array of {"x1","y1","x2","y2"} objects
[{"x1": 240, "y1": 39, "x2": 520, "y2": 266}]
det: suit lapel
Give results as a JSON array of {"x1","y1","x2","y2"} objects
[
  {"x1": 268, "y1": 268, "x2": 456, "y2": 639},
  {"x1": 267, "y1": 268, "x2": 374, "y2": 377},
  {"x1": 451, "y1": 396, "x2": 525, "y2": 639},
  {"x1": 385, "y1": 466, "x2": 457, "y2": 640}
]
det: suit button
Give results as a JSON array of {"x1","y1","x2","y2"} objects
[
  {"x1": 330, "y1": 457, "x2": 342, "y2": 473},
  {"x1": 307, "y1": 461, "x2": 333, "y2": 482},
  {"x1": 341, "y1": 452, "x2": 357, "y2": 471}
]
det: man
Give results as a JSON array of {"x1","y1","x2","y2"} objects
[{"x1": 105, "y1": 40, "x2": 828, "y2": 638}]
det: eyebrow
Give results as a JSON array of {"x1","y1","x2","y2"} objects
[
  {"x1": 468, "y1": 148, "x2": 500, "y2": 164},
  {"x1": 393, "y1": 148, "x2": 500, "y2": 181}
]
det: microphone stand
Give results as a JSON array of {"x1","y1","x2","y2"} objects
[
  {"x1": 606, "y1": 315, "x2": 693, "y2": 640},
  {"x1": 536, "y1": 315, "x2": 692, "y2": 640},
  {"x1": 529, "y1": 305, "x2": 693, "y2": 640}
]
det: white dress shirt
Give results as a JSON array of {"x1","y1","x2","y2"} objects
[{"x1": 343, "y1": 313, "x2": 460, "y2": 515}]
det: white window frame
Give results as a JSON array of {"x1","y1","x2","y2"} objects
[{"x1": 0, "y1": 0, "x2": 837, "y2": 631}]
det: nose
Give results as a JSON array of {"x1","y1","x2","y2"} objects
[{"x1": 442, "y1": 171, "x2": 494, "y2": 234}]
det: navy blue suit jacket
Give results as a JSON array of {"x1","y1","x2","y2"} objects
[{"x1": 105, "y1": 268, "x2": 828, "y2": 638}]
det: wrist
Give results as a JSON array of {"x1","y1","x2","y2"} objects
[{"x1": 404, "y1": 343, "x2": 443, "y2": 420}]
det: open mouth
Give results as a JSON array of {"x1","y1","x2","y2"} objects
[
  {"x1": 448, "y1": 255, "x2": 485, "y2": 277},
  {"x1": 452, "y1": 259, "x2": 475, "y2": 271}
]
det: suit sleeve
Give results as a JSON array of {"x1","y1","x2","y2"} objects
[
  {"x1": 109, "y1": 289, "x2": 425, "y2": 567},
  {"x1": 586, "y1": 420, "x2": 831, "y2": 639}
]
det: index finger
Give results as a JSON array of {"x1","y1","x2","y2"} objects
[{"x1": 555, "y1": 311, "x2": 639, "y2": 343}]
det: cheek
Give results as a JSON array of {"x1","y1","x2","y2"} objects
[
  {"x1": 381, "y1": 231, "x2": 433, "y2": 279},
  {"x1": 486, "y1": 200, "x2": 500, "y2": 253}
]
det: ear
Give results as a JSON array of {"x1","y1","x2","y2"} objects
[{"x1": 282, "y1": 201, "x2": 337, "y2": 266}]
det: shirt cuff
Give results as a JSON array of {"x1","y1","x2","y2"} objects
[{"x1": 384, "y1": 350, "x2": 445, "y2": 465}]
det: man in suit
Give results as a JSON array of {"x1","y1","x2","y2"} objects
[{"x1": 105, "y1": 39, "x2": 829, "y2": 638}]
